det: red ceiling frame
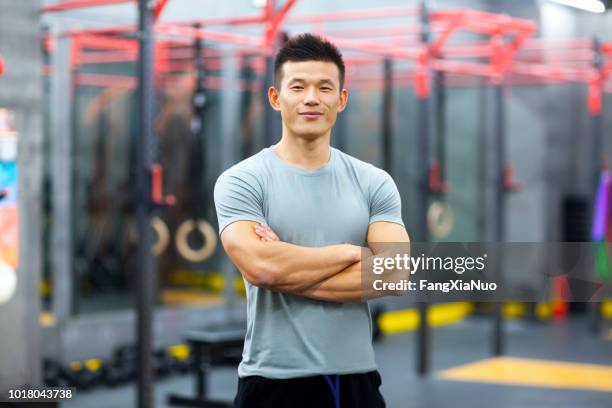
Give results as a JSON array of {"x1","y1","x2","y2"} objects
[
  {"x1": 41, "y1": 0, "x2": 134, "y2": 13},
  {"x1": 508, "y1": 37, "x2": 612, "y2": 114},
  {"x1": 264, "y1": 0, "x2": 298, "y2": 48},
  {"x1": 42, "y1": 0, "x2": 168, "y2": 21},
  {"x1": 42, "y1": 0, "x2": 612, "y2": 97},
  {"x1": 153, "y1": 0, "x2": 169, "y2": 21}
]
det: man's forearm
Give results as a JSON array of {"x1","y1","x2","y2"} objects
[
  {"x1": 242, "y1": 240, "x2": 360, "y2": 292},
  {"x1": 296, "y1": 249, "x2": 410, "y2": 303},
  {"x1": 297, "y1": 259, "x2": 375, "y2": 302},
  {"x1": 297, "y1": 261, "x2": 403, "y2": 303}
]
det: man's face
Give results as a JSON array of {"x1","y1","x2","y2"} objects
[{"x1": 268, "y1": 60, "x2": 348, "y2": 140}]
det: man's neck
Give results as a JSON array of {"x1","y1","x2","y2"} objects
[{"x1": 273, "y1": 133, "x2": 331, "y2": 170}]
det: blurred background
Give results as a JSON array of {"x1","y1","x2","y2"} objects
[{"x1": 0, "y1": 0, "x2": 611, "y2": 407}]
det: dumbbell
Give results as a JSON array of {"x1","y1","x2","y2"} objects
[
  {"x1": 103, "y1": 345, "x2": 137, "y2": 386},
  {"x1": 43, "y1": 359, "x2": 69, "y2": 388},
  {"x1": 64, "y1": 360, "x2": 103, "y2": 390},
  {"x1": 154, "y1": 348, "x2": 177, "y2": 378},
  {"x1": 167, "y1": 344, "x2": 193, "y2": 374}
]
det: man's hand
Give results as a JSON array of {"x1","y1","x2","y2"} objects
[{"x1": 254, "y1": 223, "x2": 279, "y2": 242}]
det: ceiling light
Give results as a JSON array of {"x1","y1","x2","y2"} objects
[{"x1": 549, "y1": 0, "x2": 606, "y2": 13}]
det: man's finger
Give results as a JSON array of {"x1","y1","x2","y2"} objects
[
  {"x1": 261, "y1": 223, "x2": 280, "y2": 241},
  {"x1": 255, "y1": 226, "x2": 275, "y2": 242}
]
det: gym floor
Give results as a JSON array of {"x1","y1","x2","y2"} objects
[{"x1": 63, "y1": 316, "x2": 612, "y2": 408}]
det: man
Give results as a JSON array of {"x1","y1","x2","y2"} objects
[{"x1": 214, "y1": 33, "x2": 410, "y2": 408}]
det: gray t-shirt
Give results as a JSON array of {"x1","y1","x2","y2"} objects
[{"x1": 214, "y1": 146, "x2": 404, "y2": 379}]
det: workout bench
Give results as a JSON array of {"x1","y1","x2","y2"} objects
[{"x1": 168, "y1": 323, "x2": 246, "y2": 408}]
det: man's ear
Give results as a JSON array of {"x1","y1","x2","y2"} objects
[
  {"x1": 268, "y1": 86, "x2": 282, "y2": 112},
  {"x1": 337, "y1": 88, "x2": 349, "y2": 113}
]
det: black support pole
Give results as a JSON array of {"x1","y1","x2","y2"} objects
[
  {"x1": 240, "y1": 55, "x2": 256, "y2": 159},
  {"x1": 492, "y1": 82, "x2": 505, "y2": 356},
  {"x1": 191, "y1": 26, "x2": 208, "y2": 220},
  {"x1": 137, "y1": 1, "x2": 156, "y2": 407},
  {"x1": 263, "y1": 53, "x2": 277, "y2": 147},
  {"x1": 263, "y1": 31, "x2": 288, "y2": 147},
  {"x1": 416, "y1": 0, "x2": 431, "y2": 377},
  {"x1": 382, "y1": 58, "x2": 394, "y2": 175},
  {"x1": 434, "y1": 69, "x2": 446, "y2": 186}
]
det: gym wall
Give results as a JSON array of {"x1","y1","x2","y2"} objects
[{"x1": 0, "y1": 0, "x2": 44, "y2": 391}]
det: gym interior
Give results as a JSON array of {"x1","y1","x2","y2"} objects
[{"x1": 0, "y1": 0, "x2": 612, "y2": 407}]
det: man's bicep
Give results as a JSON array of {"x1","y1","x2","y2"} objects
[
  {"x1": 220, "y1": 221, "x2": 264, "y2": 278},
  {"x1": 366, "y1": 222, "x2": 411, "y2": 296},
  {"x1": 367, "y1": 221, "x2": 410, "y2": 246}
]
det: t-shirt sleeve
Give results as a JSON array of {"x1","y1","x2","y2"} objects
[
  {"x1": 369, "y1": 168, "x2": 405, "y2": 227},
  {"x1": 214, "y1": 167, "x2": 266, "y2": 235}
]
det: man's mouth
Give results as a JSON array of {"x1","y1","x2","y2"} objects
[{"x1": 299, "y1": 112, "x2": 324, "y2": 120}]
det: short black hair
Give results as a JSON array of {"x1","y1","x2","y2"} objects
[{"x1": 273, "y1": 33, "x2": 345, "y2": 89}]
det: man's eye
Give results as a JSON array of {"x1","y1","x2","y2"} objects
[
  {"x1": 291, "y1": 86, "x2": 303, "y2": 90},
  {"x1": 320, "y1": 87, "x2": 332, "y2": 91}
]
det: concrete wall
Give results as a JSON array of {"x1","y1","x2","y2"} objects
[{"x1": 0, "y1": 0, "x2": 44, "y2": 390}]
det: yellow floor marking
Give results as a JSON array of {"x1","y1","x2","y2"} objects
[
  {"x1": 169, "y1": 269, "x2": 246, "y2": 294},
  {"x1": 439, "y1": 357, "x2": 612, "y2": 392},
  {"x1": 379, "y1": 302, "x2": 473, "y2": 334},
  {"x1": 160, "y1": 289, "x2": 224, "y2": 306},
  {"x1": 502, "y1": 302, "x2": 525, "y2": 319},
  {"x1": 602, "y1": 300, "x2": 612, "y2": 319}
]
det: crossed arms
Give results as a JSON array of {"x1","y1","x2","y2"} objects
[{"x1": 220, "y1": 220, "x2": 410, "y2": 303}]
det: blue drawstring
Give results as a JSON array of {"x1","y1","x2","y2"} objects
[{"x1": 323, "y1": 374, "x2": 341, "y2": 408}]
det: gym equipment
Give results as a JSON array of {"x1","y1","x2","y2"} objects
[
  {"x1": 428, "y1": 67, "x2": 453, "y2": 239},
  {"x1": 427, "y1": 201, "x2": 454, "y2": 239},
  {"x1": 591, "y1": 173, "x2": 612, "y2": 331},
  {"x1": 154, "y1": 348, "x2": 176, "y2": 378},
  {"x1": 43, "y1": 359, "x2": 69, "y2": 388},
  {"x1": 415, "y1": 0, "x2": 432, "y2": 376},
  {"x1": 70, "y1": 87, "x2": 138, "y2": 310},
  {"x1": 167, "y1": 343, "x2": 194, "y2": 374},
  {"x1": 129, "y1": 345, "x2": 192, "y2": 379},
  {"x1": 135, "y1": 2, "x2": 159, "y2": 405},
  {"x1": 151, "y1": 215, "x2": 170, "y2": 256},
  {"x1": 589, "y1": 37, "x2": 608, "y2": 334},
  {"x1": 103, "y1": 344, "x2": 138, "y2": 387},
  {"x1": 168, "y1": 322, "x2": 246, "y2": 408},
  {"x1": 63, "y1": 359, "x2": 104, "y2": 390},
  {"x1": 175, "y1": 30, "x2": 217, "y2": 263}
]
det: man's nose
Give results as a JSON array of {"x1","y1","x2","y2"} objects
[{"x1": 303, "y1": 88, "x2": 319, "y2": 105}]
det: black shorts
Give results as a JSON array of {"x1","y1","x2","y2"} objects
[{"x1": 233, "y1": 370, "x2": 386, "y2": 408}]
